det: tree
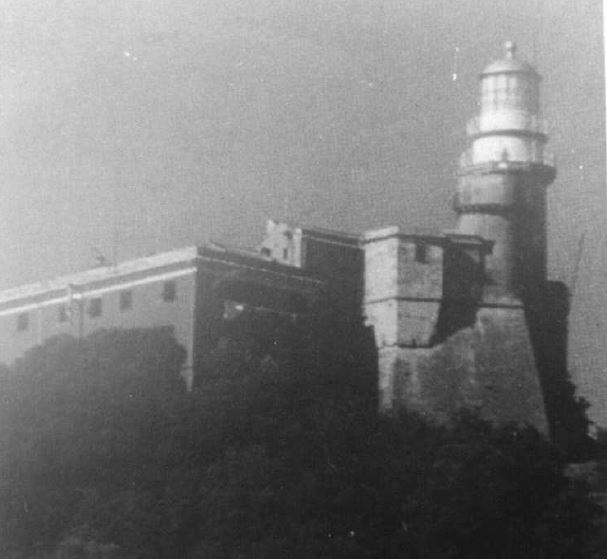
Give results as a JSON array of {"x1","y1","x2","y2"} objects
[
  {"x1": 0, "y1": 319, "x2": 601, "y2": 558},
  {"x1": 180, "y1": 311, "x2": 602, "y2": 559},
  {"x1": 0, "y1": 328, "x2": 188, "y2": 558}
]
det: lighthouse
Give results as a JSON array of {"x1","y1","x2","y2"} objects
[
  {"x1": 362, "y1": 42, "x2": 559, "y2": 433},
  {"x1": 455, "y1": 41, "x2": 556, "y2": 299}
]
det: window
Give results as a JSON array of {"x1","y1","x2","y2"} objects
[
  {"x1": 88, "y1": 297, "x2": 102, "y2": 318},
  {"x1": 58, "y1": 304, "x2": 69, "y2": 323},
  {"x1": 119, "y1": 290, "x2": 133, "y2": 311},
  {"x1": 16, "y1": 312, "x2": 29, "y2": 332},
  {"x1": 283, "y1": 248, "x2": 289, "y2": 260},
  {"x1": 415, "y1": 243, "x2": 427, "y2": 263},
  {"x1": 162, "y1": 280, "x2": 177, "y2": 302}
]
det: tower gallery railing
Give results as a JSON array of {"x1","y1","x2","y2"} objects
[
  {"x1": 458, "y1": 150, "x2": 556, "y2": 170},
  {"x1": 466, "y1": 115, "x2": 548, "y2": 137}
]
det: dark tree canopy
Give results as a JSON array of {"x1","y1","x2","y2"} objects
[{"x1": 0, "y1": 322, "x2": 602, "y2": 558}]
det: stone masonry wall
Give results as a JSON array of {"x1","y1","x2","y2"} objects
[{"x1": 378, "y1": 304, "x2": 549, "y2": 433}]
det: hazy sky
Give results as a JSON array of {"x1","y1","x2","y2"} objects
[{"x1": 0, "y1": 1, "x2": 605, "y2": 423}]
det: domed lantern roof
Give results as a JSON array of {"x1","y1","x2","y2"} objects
[{"x1": 481, "y1": 41, "x2": 540, "y2": 78}]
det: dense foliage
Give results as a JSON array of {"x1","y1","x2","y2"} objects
[{"x1": 0, "y1": 323, "x2": 601, "y2": 558}]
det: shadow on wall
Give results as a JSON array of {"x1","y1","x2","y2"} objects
[
  {"x1": 431, "y1": 248, "x2": 482, "y2": 345},
  {"x1": 526, "y1": 281, "x2": 595, "y2": 460}
]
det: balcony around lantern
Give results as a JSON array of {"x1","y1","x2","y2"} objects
[
  {"x1": 458, "y1": 149, "x2": 556, "y2": 175},
  {"x1": 466, "y1": 114, "x2": 548, "y2": 138}
]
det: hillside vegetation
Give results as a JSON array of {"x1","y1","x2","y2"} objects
[{"x1": 0, "y1": 324, "x2": 601, "y2": 558}]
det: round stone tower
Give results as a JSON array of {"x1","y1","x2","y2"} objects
[{"x1": 455, "y1": 42, "x2": 556, "y2": 300}]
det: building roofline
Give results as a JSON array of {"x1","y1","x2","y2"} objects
[
  {"x1": 0, "y1": 246, "x2": 202, "y2": 305},
  {"x1": 197, "y1": 245, "x2": 323, "y2": 283},
  {"x1": 362, "y1": 226, "x2": 492, "y2": 250},
  {"x1": 265, "y1": 219, "x2": 361, "y2": 245},
  {"x1": 362, "y1": 226, "x2": 446, "y2": 244},
  {"x1": 0, "y1": 243, "x2": 324, "y2": 308},
  {"x1": 300, "y1": 226, "x2": 362, "y2": 245}
]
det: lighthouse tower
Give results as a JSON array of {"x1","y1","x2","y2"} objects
[
  {"x1": 362, "y1": 43, "x2": 560, "y2": 433},
  {"x1": 455, "y1": 41, "x2": 556, "y2": 300}
]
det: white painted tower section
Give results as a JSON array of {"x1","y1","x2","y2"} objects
[
  {"x1": 465, "y1": 42, "x2": 552, "y2": 167},
  {"x1": 456, "y1": 42, "x2": 556, "y2": 297}
]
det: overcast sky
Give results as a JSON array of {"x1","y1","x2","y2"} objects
[{"x1": 0, "y1": 0, "x2": 605, "y2": 423}]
